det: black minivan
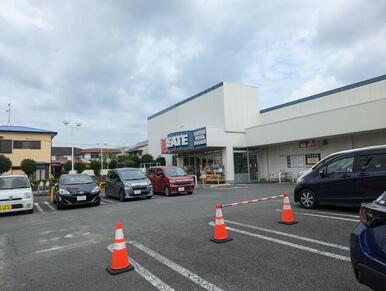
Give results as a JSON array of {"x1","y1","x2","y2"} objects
[{"x1": 294, "y1": 145, "x2": 386, "y2": 209}]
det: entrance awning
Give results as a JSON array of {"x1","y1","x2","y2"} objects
[{"x1": 167, "y1": 146, "x2": 225, "y2": 155}]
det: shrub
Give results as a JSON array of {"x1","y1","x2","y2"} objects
[
  {"x1": 90, "y1": 160, "x2": 101, "y2": 176},
  {"x1": 20, "y1": 159, "x2": 37, "y2": 178},
  {"x1": 0, "y1": 155, "x2": 12, "y2": 175},
  {"x1": 74, "y1": 162, "x2": 86, "y2": 174},
  {"x1": 141, "y1": 154, "x2": 154, "y2": 164},
  {"x1": 63, "y1": 161, "x2": 72, "y2": 173}
]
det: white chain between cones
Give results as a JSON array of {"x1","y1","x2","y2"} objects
[{"x1": 221, "y1": 193, "x2": 286, "y2": 208}]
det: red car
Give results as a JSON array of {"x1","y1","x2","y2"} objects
[{"x1": 147, "y1": 166, "x2": 195, "y2": 196}]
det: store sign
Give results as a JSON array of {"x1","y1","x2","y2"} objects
[
  {"x1": 160, "y1": 138, "x2": 167, "y2": 154},
  {"x1": 193, "y1": 128, "x2": 207, "y2": 146},
  {"x1": 163, "y1": 127, "x2": 207, "y2": 153},
  {"x1": 299, "y1": 140, "x2": 317, "y2": 148},
  {"x1": 287, "y1": 155, "x2": 305, "y2": 168},
  {"x1": 305, "y1": 153, "x2": 321, "y2": 167}
]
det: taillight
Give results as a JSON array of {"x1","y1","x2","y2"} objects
[{"x1": 359, "y1": 207, "x2": 368, "y2": 225}]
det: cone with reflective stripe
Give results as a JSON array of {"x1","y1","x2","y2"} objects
[
  {"x1": 106, "y1": 221, "x2": 134, "y2": 275},
  {"x1": 210, "y1": 203, "x2": 232, "y2": 243},
  {"x1": 279, "y1": 192, "x2": 298, "y2": 225}
]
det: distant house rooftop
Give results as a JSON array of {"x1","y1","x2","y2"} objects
[
  {"x1": 52, "y1": 146, "x2": 82, "y2": 156},
  {"x1": 0, "y1": 125, "x2": 57, "y2": 136},
  {"x1": 81, "y1": 148, "x2": 121, "y2": 154},
  {"x1": 128, "y1": 140, "x2": 148, "y2": 152}
]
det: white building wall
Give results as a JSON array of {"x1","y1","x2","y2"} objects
[
  {"x1": 148, "y1": 85, "x2": 225, "y2": 162},
  {"x1": 246, "y1": 97, "x2": 386, "y2": 147},
  {"x1": 223, "y1": 82, "x2": 259, "y2": 132},
  {"x1": 260, "y1": 78, "x2": 386, "y2": 124},
  {"x1": 258, "y1": 130, "x2": 386, "y2": 181}
]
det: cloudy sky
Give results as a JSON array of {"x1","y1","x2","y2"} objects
[{"x1": 0, "y1": 0, "x2": 385, "y2": 148}]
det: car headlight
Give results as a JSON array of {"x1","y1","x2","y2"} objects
[
  {"x1": 24, "y1": 192, "x2": 32, "y2": 199},
  {"x1": 59, "y1": 188, "x2": 70, "y2": 195},
  {"x1": 296, "y1": 177, "x2": 304, "y2": 184},
  {"x1": 91, "y1": 186, "x2": 100, "y2": 193}
]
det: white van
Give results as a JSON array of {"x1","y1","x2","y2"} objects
[{"x1": 0, "y1": 175, "x2": 34, "y2": 214}]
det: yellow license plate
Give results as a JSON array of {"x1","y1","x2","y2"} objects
[{"x1": 0, "y1": 205, "x2": 12, "y2": 211}]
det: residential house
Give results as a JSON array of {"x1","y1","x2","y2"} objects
[
  {"x1": 0, "y1": 125, "x2": 57, "y2": 179},
  {"x1": 127, "y1": 140, "x2": 148, "y2": 158}
]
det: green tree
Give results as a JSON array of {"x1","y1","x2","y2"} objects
[
  {"x1": 0, "y1": 155, "x2": 12, "y2": 175},
  {"x1": 155, "y1": 156, "x2": 166, "y2": 166},
  {"x1": 141, "y1": 154, "x2": 154, "y2": 164},
  {"x1": 90, "y1": 159, "x2": 101, "y2": 176},
  {"x1": 74, "y1": 162, "x2": 86, "y2": 173},
  {"x1": 63, "y1": 161, "x2": 72, "y2": 173},
  {"x1": 20, "y1": 159, "x2": 37, "y2": 178},
  {"x1": 131, "y1": 155, "x2": 141, "y2": 167},
  {"x1": 109, "y1": 159, "x2": 117, "y2": 169}
]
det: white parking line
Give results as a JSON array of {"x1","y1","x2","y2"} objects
[
  {"x1": 34, "y1": 203, "x2": 44, "y2": 213},
  {"x1": 295, "y1": 209, "x2": 359, "y2": 219},
  {"x1": 101, "y1": 198, "x2": 114, "y2": 203},
  {"x1": 129, "y1": 240, "x2": 224, "y2": 291},
  {"x1": 43, "y1": 201, "x2": 56, "y2": 211},
  {"x1": 107, "y1": 244, "x2": 175, "y2": 291},
  {"x1": 275, "y1": 209, "x2": 359, "y2": 222},
  {"x1": 209, "y1": 223, "x2": 351, "y2": 262},
  {"x1": 223, "y1": 220, "x2": 349, "y2": 251},
  {"x1": 36, "y1": 240, "x2": 96, "y2": 254}
]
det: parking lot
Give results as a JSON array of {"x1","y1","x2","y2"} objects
[{"x1": 0, "y1": 183, "x2": 367, "y2": 290}]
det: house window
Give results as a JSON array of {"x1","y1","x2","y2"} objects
[
  {"x1": 13, "y1": 140, "x2": 41, "y2": 149},
  {"x1": 0, "y1": 140, "x2": 12, "y2": 153}
]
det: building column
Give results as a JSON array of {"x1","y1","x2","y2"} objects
[{"x1": 223, "y1": 146, "x2": 234, "y2": 183}]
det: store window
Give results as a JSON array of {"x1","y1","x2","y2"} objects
[{"x1": 0, "y1": 139, "x2": 12, "y2": 153}]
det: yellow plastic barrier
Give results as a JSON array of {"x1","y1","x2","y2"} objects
[
  {"x1": 99, "y1": 182, "x2": 106, "y2": 191},
  {"x1": 50, "y1": 185, "x2": 56, "y2": 204}
]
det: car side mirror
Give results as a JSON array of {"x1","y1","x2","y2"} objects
[{"x1": 319, "y1": 169, "x2": 325, "y2": 178}]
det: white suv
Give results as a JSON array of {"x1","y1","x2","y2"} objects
[{"x1": 0, "y1": 175, "x2": 33, "y2": 214}]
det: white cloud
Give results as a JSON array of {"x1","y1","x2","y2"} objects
[{"x1": 0, "y1": 0, "x2": 384, "y2": 147}]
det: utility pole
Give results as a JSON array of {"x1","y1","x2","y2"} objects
[
  {"x1": 6, "y1": 101, "x2": 11, "y2": 126},
  {"x1": 63, "y1": 121, "x2": 82, "y2": 173}
]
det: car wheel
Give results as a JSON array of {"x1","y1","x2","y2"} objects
[
  {"x1": 187, "y1": 191, "x2": 193, "y2": 195},
  {"x1": 145, "y1": 195, "x2": 152, "y2": 199},
  {"x1": 94, "y1": 198, "x2": 101, "y2": 206},
  {"x1": 299, "y1": 189, "x2": 318, "y2": 209},
  {"x1": 119, "y1": 190, "x2": 125, "y2": 202},
  {"x1": 164, "y1": 187, "x2": 170, "y2": 197}
]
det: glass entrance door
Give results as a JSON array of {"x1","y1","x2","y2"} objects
[{"x1": 249, "y1": 152, "x2": 258, "y2": 182}]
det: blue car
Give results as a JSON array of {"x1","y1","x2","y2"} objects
[{"x1": 350, "y1": 191, "x2": 386, "y2": 290}]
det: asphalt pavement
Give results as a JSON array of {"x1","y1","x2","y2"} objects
[{"x1": 0, "y1": 183, "x2": 369, "y2": 290}]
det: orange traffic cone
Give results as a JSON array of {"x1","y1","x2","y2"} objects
[
  {"x1": 210, "y1": 203, "x2": 232, "y2": 243},
  {"x1": 106, "y1": 221, "x2": 134, "y2": 275},
  {"x1": 279, "y1": 192, "x2": 298, "y2": 225}
]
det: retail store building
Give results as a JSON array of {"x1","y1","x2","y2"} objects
[{"x1": 147, "y1": 75, "x2": 386, "y2": 183}]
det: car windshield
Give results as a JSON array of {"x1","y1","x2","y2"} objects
[
  {"x1": 60, "y1": 175, "x2": 94, "y2": 185},
  {"x1": 119, "y1": 169, "x2": 146, "y2": 180},
  {"x1": 164, "y1": 167, "x2": 187, "y2": 177},
  {"x1": 0, "y1": 177, "x2": 30, "y2": 190}
]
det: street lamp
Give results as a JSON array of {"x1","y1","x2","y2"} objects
[
  {"x1": 63, "y1": 120, "x2": 82, "y2": 173},
  {"x1": 97, "y1": 142, "x2": 107, "y2": 172}
]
